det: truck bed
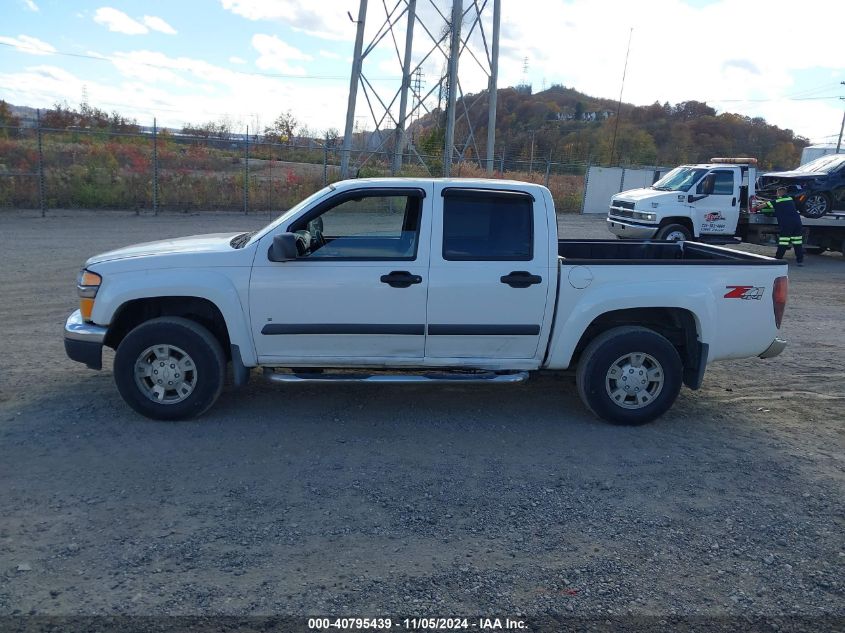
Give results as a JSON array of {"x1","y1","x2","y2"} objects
[{"x1": 558, "y1": 240, "x2": 780, "y2": 264}]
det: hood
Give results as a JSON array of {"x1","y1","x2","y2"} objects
[
  {"x1": 613, "y1": 187, "x2": 679, "y2": 203},
  {"x1": 86, "y1": 233, "x2": 242, "y2": 265},
  {"x1": 761, "y1": 170, "x2": 824, "y2": 179}
]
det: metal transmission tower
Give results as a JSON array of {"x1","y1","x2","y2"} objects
[{"x1": 339, "y1": 0, "x2": 501, "y2": 179}]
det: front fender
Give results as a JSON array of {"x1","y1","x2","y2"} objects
[
  {"x1": 545, "y1": 279, "x2": 715, "y2": 369},
  {"x1": 90, "y1": 267, "x2": 256, "y2": 365}
]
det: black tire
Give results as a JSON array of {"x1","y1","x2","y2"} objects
[
  {"x1": 655, "y1": 223, "x2": 692, "y2": 241},
  {"x1": 800, "y1": 192, "x2": 830, "y2": 219},
  {"x1": 114, "y1": 317, "x2": 225, "y2": 421},
  {"x1": 576, "y1": 326, "x2": 683, "y2": 425}
]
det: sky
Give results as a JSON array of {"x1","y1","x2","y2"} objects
[{"x1": 1, "y1": 0, "x2": 843, "y2": 145}]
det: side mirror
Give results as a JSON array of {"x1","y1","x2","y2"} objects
[{"x1": 268, "y1": 232, "x2": 299, "y2": 262}]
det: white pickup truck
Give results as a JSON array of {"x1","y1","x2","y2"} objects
[{"x1": 64, "y1": 178, "x2": 789, "y2": 425}]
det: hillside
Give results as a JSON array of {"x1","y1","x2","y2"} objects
[{"x1": 413, "y1": 84, "x2": 808, "y2": 170}]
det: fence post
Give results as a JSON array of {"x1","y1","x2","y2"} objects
[
  {"x1": 36, "y1": 109, "x2": 45, "y2": 217},
  {"x1": 151, "y1": 117, "x2": 158, "y2": 216},
  {"x1": 243, "y1": 125, "x2": 249, "y2": 214},
  {"x1": 499, "y1": 148, "x2": 505, "y2": 174},
  {"x1": 580, "y1": 159, "x2": 592, "y2": 215},
  {"x1": 323, "y1": 133, "x2": 329, "y2": 186},
  {"x1": 544, "y1": 150, "x2": 552, "y2": 187}
]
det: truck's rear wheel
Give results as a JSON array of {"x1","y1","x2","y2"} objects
[
  {"x1": 655, "y1": 223, "x2": 692, "y2": 241},
  {"x1": 114, "y1": 317, "x2": 225, "y2": 421},
  {"x1": 576, "y1": 326, "x2": 682, "y2": 425}
]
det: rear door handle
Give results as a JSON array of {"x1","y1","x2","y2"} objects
[
  {"x1": 500, "y1": 271, "x2": 542, "y2": 288},
  {"x1": 380, "y1": 270, "x2": 422, "y2": 288},
  {"x1": 732, "y1": 197, "x2": 737, "y2": 206}
]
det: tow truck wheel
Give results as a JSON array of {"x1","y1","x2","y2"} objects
[
  {"x1": 576, "y1": 326, "x2": 682, "y2": 426},
  {"x1": 801, "y1": 193, "x2": 830, "y2": 219},
  {"x1": 114, "y1": 317, "x2": 225, "y2": 421},
  {"x1": 655, "y1": 223, "x2": 692, "y2": 241}
]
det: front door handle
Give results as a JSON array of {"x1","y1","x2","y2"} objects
[
  {"x1": 732, "y1": 197, "x2": 737, "y2": 207},
  {"x1": 500, "y1": 271, "x2": 542, "y2": 288},
  {"x1": 380, "y1": 270, "x2": 422, "y2": 288}
]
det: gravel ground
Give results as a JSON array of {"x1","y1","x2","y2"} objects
[{"x1": 0, "y1": 209, "x2": 843, "y2": 626}]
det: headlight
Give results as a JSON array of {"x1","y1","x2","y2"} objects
[
  {"x1": 77, "y1": 269, "x2": 101, "y2": 321},
  {"x1": 632, "y1": 211, "x2": 657, "y2": 222}
]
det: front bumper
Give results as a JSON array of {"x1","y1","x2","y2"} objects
[
  {"x1": 606, "y1": 217, "x2": 659, "y2": 239},
  {"x1": 759, "y1": 337, "x2": 787, "y2": 359},
  {"x1": 64, "y1": 309, "x2": 108, "y2": 370}
]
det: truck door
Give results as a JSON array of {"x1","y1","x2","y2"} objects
[
  {"x1": 425, "y1": 186, "x2": 550, "y2": 362},
  {"x1": 693, "y1": 169, "x2": 738, "y2": 235},
  {"x1": 250, "y1": 187, "x2": 431, "y2": 363}
]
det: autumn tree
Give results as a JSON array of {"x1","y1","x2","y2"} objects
[
  {"x1": 264, "y1": 110, "x2": 298, "y2": 144},
  {"x1": 0, "y1": 100, "x2": 21, "y2": 137}
]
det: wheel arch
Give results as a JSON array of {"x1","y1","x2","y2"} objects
[
  {"x1": 570, "y1": 307, "x2": 706, "y2": 389},
  {"x1": 104, "y1": 296, "x2": 232, "y2": 358},
  {"x1": 657, "y1": 217, "x2": 695, "y2": 236}
]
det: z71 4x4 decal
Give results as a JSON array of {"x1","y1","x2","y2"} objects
[{"x1": 724, "y1": 285, "x2": 765, "y2": 300}]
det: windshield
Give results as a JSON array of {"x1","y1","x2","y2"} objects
[
  {"x1": 651, "y1": 167, "x2": 709, "y2": 192},
  {"x1": 247, "y1": 185, "x2": 336, "y2": 244},
  {"x1": 793, "y1": 154, "x2": 845, "y2": 174}
]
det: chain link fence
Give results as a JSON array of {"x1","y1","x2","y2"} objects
[{"x1": 1, "y1": 115, "x2": 599, "y2": 215}]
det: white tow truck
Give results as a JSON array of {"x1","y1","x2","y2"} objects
[
  {"x1": 65, "y1": 178, "x2": 789, "y2": 425},
  {"x1": 607, "y1": 158, "x2": 845, "y2": 255}
]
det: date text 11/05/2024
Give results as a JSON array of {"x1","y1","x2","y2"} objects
[{"x1": 307, "y1": 617, "x2": 527, "y2": 630}]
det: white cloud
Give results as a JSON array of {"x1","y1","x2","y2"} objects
[
  {"x1": 22, "y1": 0, "x2": 39, "y2": 11},
  {"x1": 94, "y1": 7, "x2": 148, "y2": 35},
  {"x1": 0, "y1": 34, "x2": 56, "y2": 55},
  {"x1": 319, "y1": 50, "x2": 342, "y2": 60},
  {"x1": 220, "y1": 0, "x2": 355, "y2": 41},
  {"x1": 0, "y1": 57, "x2": 349, "y2": 135},
  {"x1": 492, "y1": 0, "x2": 844, "y2": 142},
  {"x1": 252, "y1": 33, "x2": 312, "y2": 74},
  {"x1": 142, "y1": 15, "x2": 177, "y2": 35},
  {"x1": 110, "y1": 51, "x2": 191, "y2": 85},
  {"x1": 229, "y1": 56, "x2": 247, "y2": 64}
]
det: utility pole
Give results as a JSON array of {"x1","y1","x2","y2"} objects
[
  {"x1": 609, "y1": 27, "x2": 633, "y2": 166},
  {"x1": 340, "y1": 0, "x2": 368, "y2": 179},
  {"x1": 485, "y1": 0, "x2": 500, "y2": 175},
  {"x1": 391, "y1": 0, "x2": 416, "y2": 175},
  {"x1": 836, "y1": 82, "x2": 845, "y2": 154},
  {"x1": 443, "y1": 0, "x2": 463, "y2": 177}
]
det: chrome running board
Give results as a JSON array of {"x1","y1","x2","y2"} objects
[{"x1": 263, "y1": 369, "x2": 529, "y2": 384}]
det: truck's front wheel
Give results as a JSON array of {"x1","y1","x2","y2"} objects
[
  {"x1": 655, "y1": 223, "x2": 692, "y2": 241},
  {"x1": 576, "y1": 326, "x2": 682, "y2": 425},
  {"x1": 114, "y1": 317, "x2": 225, "y2": 421}
]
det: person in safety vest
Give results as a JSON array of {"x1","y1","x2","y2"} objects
[{"x1": 757, "y1": 186, "x2": 804, "y2": 266}]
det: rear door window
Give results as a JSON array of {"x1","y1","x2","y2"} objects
[{"x1": 442, "y1": 192, "x2": 533, "y2": 261}]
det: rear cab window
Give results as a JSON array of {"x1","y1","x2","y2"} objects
[{"x1": 442, "y1": 190, "x2": 534, "y2": 261}]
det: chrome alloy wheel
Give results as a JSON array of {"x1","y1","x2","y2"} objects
[
  {"x1": 803, "y1": 193, "x2": 829, "y2": 217},
  {"x1": 605, "y1": 352, "x2": 664, "y2": 410},
  {"x1": 663, "y1": 229, "x2": 687, "y2": 241},
  {"x1": 134, "y1": 344, "x2": 197, "y2": 404}
]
